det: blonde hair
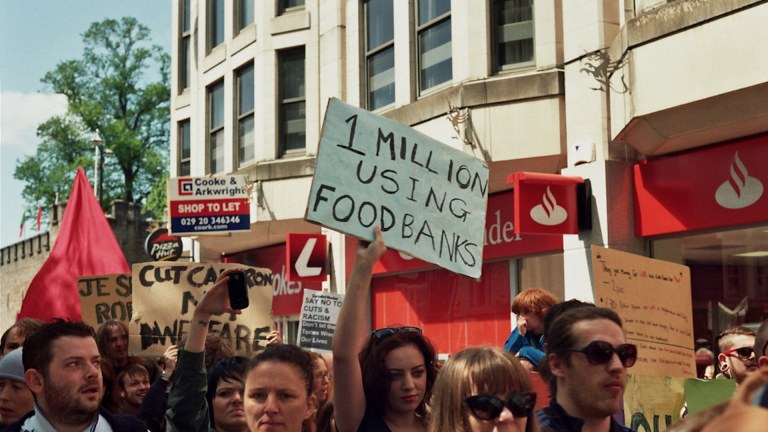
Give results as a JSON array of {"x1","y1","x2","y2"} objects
[{"x1": 428, "y1": 346, "x2": 539, "y2": 432}]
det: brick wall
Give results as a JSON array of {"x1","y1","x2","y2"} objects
[{"x1": 0, "y1": 200, "x2": 150, "y2": 331}]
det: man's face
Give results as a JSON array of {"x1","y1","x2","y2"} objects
[
  {"x1": 719, "y1": 334, "x2": 757, "y2": 384},
  {"x1": 121, "y1": 372, "x2": 150, "y2": 408},
  {"x1": 107, "y1": 325, "x2": 129, "y2": 361},
  {"x1": 33, "y1": 336, "x2": 103, "y2": 427},
  {"x1": 552, "y1": 319, "x2": 628, "y2": 421}
]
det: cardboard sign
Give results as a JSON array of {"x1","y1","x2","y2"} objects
[
  {"x1": 167, "y1": 175, "x2": 250, "y2": 235},
  {"x1": 297, "y1": 290, "x2": 344, "y2": 353},
  {"x1": 286, "y1": 233, "x2": 328, "y2": 282},
  {"x1": 306, "y1": 98, "x2": 489, "y2": 279},
  {"x1": 78, "y1": 274, "x2": 133, "y2": 329},
  {"x1": 624, "y1": 375, "x2": 686, "y2": 432},
  {"x1": 129, "y1": 262, "x2": 273, "y2": 356},
  {"x1": 592, "y1": 246, "x2": 695, "y2": 377}
]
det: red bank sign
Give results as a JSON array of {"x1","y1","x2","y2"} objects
[
  {"x1": 634, "y1": 134, "x2": 768, "y2": 237},
  {"x1": 286, "y1": 234, "x2": 328, "y2": 282},
  {"x1": 509, "y1": 172, "x2": 583, "y2": 235}
]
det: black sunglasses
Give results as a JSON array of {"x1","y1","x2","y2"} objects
[
  {"x1": 722, "y1": 346, "x2": 754, "y2": 360},
  {"x1": 465, "y1": 392, "x2": 537, "y2": 420},
  {"x1": 371, "y1": 326, "x2": 422, "y2": 340},
  {"x1": 569, "y1": 341, "x2": 638, "y2": 367}
]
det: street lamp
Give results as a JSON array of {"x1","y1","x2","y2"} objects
[{"x1": 91, "y1": 138, "x2": 104, "y2": 207}]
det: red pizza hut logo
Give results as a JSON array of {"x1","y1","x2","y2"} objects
[{"x1": 145, "y1": 229, "x2": 184, "y2": 261}]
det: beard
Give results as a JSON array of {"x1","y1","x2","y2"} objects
[{"x1": 43, "y1": 378, "x2": 102, "y2": 426}]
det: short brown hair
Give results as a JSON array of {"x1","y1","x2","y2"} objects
[
  {"x1": 716, "y1": 326, "x2": 755, "y2": 353},
  {"x1": 117, "y1": 363, "x2": 149, "y2": 390},
  {"x1": 511, "y1": 288, "x2": 559, "y2": 316}
]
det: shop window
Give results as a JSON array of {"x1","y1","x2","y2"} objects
[
  {"x1": 651, "y1": 225, "x2": 768, "y2": 344},
  {"x1": 416, "y1": 0, "x2": 452, "y2": 94},
  {"x1": 178, "y1": 120, "x2": 191, "y2": 176},
  {"x1": 491, "y1": 0, "x2": 534, "y2": 71},
  {"x1": 208, "y1": 80, "x2": 225, "y2": 173},
  {"x1": 236, "y1": 63, "x2": 255, "y2": 167},
  {"x1": 365, "y1": 0, "x2": 395, "y2": 110},
  {"x1": 371, "y1": 260, "x2": 512, "y2": 355},
  {"x1": 277, "y1": 47, "x2": 306, "y2": 156}
]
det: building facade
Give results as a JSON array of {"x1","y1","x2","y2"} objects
[{"x1": 171, "y1": 0, "x2": 768, "y2": 353}]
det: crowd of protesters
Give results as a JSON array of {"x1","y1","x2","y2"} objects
[{"x1": 1, "y1": 229, "x2": 767, "y2": 432}]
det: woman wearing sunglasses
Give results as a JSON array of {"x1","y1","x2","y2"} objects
[
  {"x1": 333, "y1": 227, "x2": 439, "y2": 432},
  {"x1": 429, "y1": 346, "x2": 538, "y2": 432}
]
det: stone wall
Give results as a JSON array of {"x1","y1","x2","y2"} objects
[{"x1": 0, "y1": 200, "x2": 150, "y2": 331}]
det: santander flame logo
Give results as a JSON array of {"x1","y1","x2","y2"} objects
[
  {"x1": 530, "y1": 186, "x2": 568, "y2": 226},
  {"x1": 715, "y1": 152, "x2": 764, "y2": 209}
]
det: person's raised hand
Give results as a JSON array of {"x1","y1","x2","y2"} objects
[
  {"x1": 195, "y1": 268, "x2": 244, "y2": 318},
  {"x1": 266, "y1": 330, "x2": 283, "y2": 345},
  {"x1": 356, "y1": 226, "x2": 387, "y2": 269}
]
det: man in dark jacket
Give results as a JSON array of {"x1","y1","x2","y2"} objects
[{"x1": 1, "y1": 319, "x2": 146, "y2": 432}]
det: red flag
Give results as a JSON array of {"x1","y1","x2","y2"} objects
[
  {"x1": 19, "y1": 210, "x2": 26, "y2": 238},
  {"x1": 18, "y1": 167, "x2": 130, "y2": 321},
  {"x1": 36, "y1": 206, "x2": 42, "y2": 231}
]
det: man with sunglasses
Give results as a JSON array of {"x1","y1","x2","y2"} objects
[
  {"x1": 537, "y1": 306, "x2": 637, "y2": 432},
  {"x1": 716, "y1": 326, "x2": 757, "y2": 385}
]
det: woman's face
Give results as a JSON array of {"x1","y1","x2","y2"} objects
[
  {"x1": 384, "y1": 344, "x2": 427, "y2": 416},
  {"x1": 245, "y1": 360, "x2": 315, "y2": 432},
  {"x1": 465, "y1": 392, "x2": 528, "y2": 432},
  {"x1": 519, "y1": 311, "x2": 543, "y2": 334},
  {"x1": 0, "y1": 378, "x2": 35, "y2": 425},
  {"x1": 312, "y1": 357, "x2": 330, "y2": 406},
  {"x1": 212, "y1": 377, "x2": 246, "y2": 431}
]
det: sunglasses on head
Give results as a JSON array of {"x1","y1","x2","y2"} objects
[
  {"x1": 465, "y1": 392, "x2": 537, "y2": 420},
  {"x1": 722, "y1": 346, "x2": 754, "y2": 360},
  {"x1": 371, "y1": 326, "x2": 422, "y2": 340},
  {"x1": 569, "y1": 341, "x2": 638, "y2": 367}
]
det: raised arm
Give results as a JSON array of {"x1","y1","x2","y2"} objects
[
  {"x1": 333, "y1": 227, "x2": 387, "y2": 432},
  {"x1": 166, "y1": 268, "x2": 242, "y2": 432}
]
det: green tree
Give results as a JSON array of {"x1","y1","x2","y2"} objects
[{"x1": 14, "y1": 16, "x2": 170, "y2": 222}]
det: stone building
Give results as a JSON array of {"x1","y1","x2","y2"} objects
[{"x1": 0, "y1": 200, "x2": 150, "y2": 331}]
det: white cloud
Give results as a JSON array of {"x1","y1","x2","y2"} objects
[{"x1": 1, "y1": 91, "x2": 68, "y2": 153}]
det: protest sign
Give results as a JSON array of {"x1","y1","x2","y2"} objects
[
  {"x1": 683, "y1": 378, "x2": 735, "y2": 414},
  {"x1": 78, "y1": 274, "x2": 132, "y2": 329},
  {"x1": 129, "y1": 262, "x2": 273, "y2": 357},
  {"x1": 168, "y1": 175, "x2": 250, "y2": 235},
  {"x1": 624, "y1": 375, "x2": 686, "y2": 432},
  {"x1": 306, "y1": 98, "x2": 489, "y2": 279},
  {"x1": 592, "y1": 246, "x2": 695, "y2": 377},
  {"x1": 297, "y1": 290, "x2": 344, "y2": 353}
]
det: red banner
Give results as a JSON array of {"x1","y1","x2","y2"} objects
[{"x1": 634, "y1": 134, "x2": 768, "y2": 236}]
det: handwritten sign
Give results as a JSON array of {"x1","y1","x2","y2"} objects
[
  {"x1": 78, "y1": 274, "x2": 133, "y2": 329},
  {"x1": 306, "y1": 98, "x2": 489, "y2": 279},
  {"x1": 297, "y1": 290, "x2": 344, "y2": 353},
  {"x1": 592, "y1": 246, "x2": 695, "y2": 377},
  {"x1": 129, "y1": 262, "x2": 273, "y2": 357},
  {"x1": 624, "y1": 375, "x2": 686, "y2": 432}
]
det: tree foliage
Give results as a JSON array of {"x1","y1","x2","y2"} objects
[{"x1": 14, "y1": 17, "x2": 170, "y2": 222}]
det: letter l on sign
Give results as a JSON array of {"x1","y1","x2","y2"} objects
[{"x1": 286, "y1": 233, "x2": 328, "y2": 282}]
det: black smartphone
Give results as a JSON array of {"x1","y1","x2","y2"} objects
[{"x1": 228, "y1": 270, "x2": 249, "y2": 310}]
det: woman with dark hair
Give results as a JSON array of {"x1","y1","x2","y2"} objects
[
  {"x1": 333, "y1": 227, "x2": 439, "y2": 432},
  {"x1": 243, "y1": 343, "x2": 316, "y2": 432},
  {"x1": 428, "y1": 346, "x2": 539, "y2": 432}
]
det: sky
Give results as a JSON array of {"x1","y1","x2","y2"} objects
[{"x1": 0, "y1": 0, "x2": 172, "y2": 247}]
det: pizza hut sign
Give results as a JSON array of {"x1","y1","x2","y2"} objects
[{"x1": 144, "y1": 228, "x2": 184, "y2": 261}]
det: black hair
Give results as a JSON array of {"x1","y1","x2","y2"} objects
[
  {"x1": 206, "y1": 356, "x2": 247, "y2": 425},
  {"x1": 22, "y1": 319, "x2": 96, "y2": 378}
]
